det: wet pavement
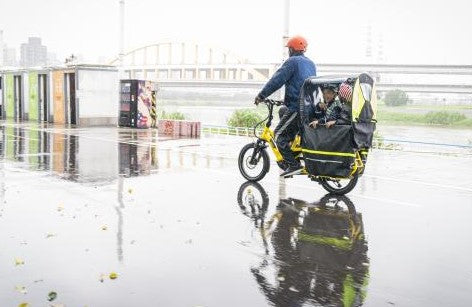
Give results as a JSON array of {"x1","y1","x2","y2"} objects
[{"x1": 0, "y1": 121, "x2": 471, "y2": 307}]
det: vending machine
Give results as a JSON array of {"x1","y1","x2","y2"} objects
[{"x1": 119, "y1": 79, "x2": 157, "y2": 128}]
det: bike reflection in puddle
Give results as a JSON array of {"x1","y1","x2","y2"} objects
[{"x1": 237, "y1": 181, "x2": 370, "y2": 307}]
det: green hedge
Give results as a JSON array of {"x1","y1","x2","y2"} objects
[
  {"x1": 158, "y1": 110, "x2": 186, "y2": 120},
  {"x1": 424, "y1": 111, "x2": 466, "y2": 125},
  {"x1": 227, "y1": 109, "x2": 265, "y2": 128}
]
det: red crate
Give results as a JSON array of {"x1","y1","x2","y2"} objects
[{"x1": 158, "y1": 120, "x2": 180, "y2": 137}]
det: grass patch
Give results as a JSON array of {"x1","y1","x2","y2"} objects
[{"x1": 377, "y1": 110, "x2": 472, "y2": 127}]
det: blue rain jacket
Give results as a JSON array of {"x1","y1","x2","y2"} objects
[{"x1": 258, "y1": 54, "x2": 316, "y2": 112}]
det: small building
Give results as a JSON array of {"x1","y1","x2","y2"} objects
[
  {"x1": 50, "y1": 64, "x2": 119, "y2": 126},
  {"x1": 1, "y1": 64, "x2": 119, "y2": 126}
]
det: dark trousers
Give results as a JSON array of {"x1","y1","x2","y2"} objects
[{"x1": 274, "y1": 109, "x2": 300, "y2": 168}]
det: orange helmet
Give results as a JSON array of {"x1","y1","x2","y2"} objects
[{"x1": 286, "y1": 36, "x2": 308, "y2": 52}]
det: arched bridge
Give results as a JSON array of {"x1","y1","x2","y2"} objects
[
  {"x1": 110, "y1": 40, "x2": 275, "y2": 81},
  {"x1": 111, "y1": 41, "x2": 472, "y2": 95}
]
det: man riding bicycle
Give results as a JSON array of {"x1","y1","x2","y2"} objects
[{"x1": 254, "y1": 35, "x2": 317, "y2": 177}]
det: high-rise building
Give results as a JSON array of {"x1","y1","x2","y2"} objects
[
  {"x1": 3, "y1": 47, "x2": 17, "y2": 67},
  {"x1": 20, "y1": 37, "x2": 47, "y2": 67},
  {"x1": 0, "y1": 30, "x2": 4, "y2": 66}
]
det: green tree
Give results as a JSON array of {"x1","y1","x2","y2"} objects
[{"x1": 384, "y1": 89, "x2": 409, "y2": 106}]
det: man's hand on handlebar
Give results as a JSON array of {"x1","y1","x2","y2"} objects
[{"x1": 254, "y1": 95, "x2": 264, "y2": 106}]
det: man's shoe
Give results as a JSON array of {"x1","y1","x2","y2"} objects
[{"x1": 280, "y1": 165, "x2": 303, "y2": 177}]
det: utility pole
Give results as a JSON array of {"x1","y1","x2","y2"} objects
[
  {"x1": 282, "y1": 0, "x2": 290, "y2": 61},
  {"x1": 119, "y1": 0, "x2": 125, "y2": 75}
]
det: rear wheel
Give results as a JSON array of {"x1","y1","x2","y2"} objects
[
  {"x1": 238, "y1": 143, "x2": 270, "y2": 181},
  {"x1": 320, "y1": 175, "x2": 358, "y2": 195}
]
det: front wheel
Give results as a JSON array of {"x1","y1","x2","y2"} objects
[
  {"x1": 320, "y1": 175, "x2": 359, "y2": 195},
  {"x1": 238, "y1": 143, "x2": 270, "y2": 181}
]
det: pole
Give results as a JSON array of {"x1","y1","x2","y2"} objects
[
  {"x1": 282, "y1": 0, "x2": 290, "y2": 61},
  {"x1": 119, "y1": 0, "x2": 125, "y2": 75}
]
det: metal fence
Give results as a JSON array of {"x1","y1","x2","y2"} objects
[{"x1": 201, "y1": 124, "x2": 472, "y2": 156}]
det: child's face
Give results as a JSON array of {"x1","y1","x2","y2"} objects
[{"x1": 323, "y1": 89, "x2": 336, "y2": 103}]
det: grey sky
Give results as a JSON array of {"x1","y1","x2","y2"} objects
[{"x1": 1, "y1": 0, "x2": 471, "y2": 64}]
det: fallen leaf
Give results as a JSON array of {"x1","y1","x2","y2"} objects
[
  {"x1": 109, "y1": 272, "x2": 118, "y2": 280},
  {"x1": 46, "y1": 233, "x2": 56, "y2": 239},
  {"x1": 48, "y1": 291, "x2": 58, "y2": 301},
  {"x1": 18, "y1": 303, "x2": 28, "y2": 307},
  {"x1": 14, "y1": 258, "x2": 25, "y2": 266},
  {"x1": 15, "y1": 285, "x2": 27, "y2": 294},
  {"x1": 128, "y1": 188, "x2": 133, "y2": 194},
  {"x1": 101, "y1": 226, "x2": 108, "y2": 231}
]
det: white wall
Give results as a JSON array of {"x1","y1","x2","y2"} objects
[{"x1": 77, "y1": 69, "x2": 118, "y2": 118}]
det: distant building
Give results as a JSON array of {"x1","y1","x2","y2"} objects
[
  {"x1": 3, "y1": 47, "x2": 18, "y2": 67},
  {"x1": 0, "y1": 29, "x2": 17, "y2": 67},
  {"x1": 0, "y1": 30, "x2": 4, "y2": 66},
  {"x1": 20, "y1": 37, "x2": 47, "y2": 67}
]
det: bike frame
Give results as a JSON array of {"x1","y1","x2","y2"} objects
[{"x1": 253, "y1": 100, "x2": 302, "y2": 164}]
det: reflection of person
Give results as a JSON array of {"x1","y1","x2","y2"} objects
[
  {"x1": 237, "y1": 182, "x2": 369, "y2": 307},
  {"x1": 254, "y1": 36, "x2": 317, "y2": 177}
]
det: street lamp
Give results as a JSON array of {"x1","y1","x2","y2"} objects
[
  {"x1": 119, "y1": 0, "x2": 125, "y2": 76},
  {"x1": 282, "y1": 0, "x2": 290, "y2": 61}
]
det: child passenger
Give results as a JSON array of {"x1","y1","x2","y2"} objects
[{"x1": 309, "y1": 84, "x2": 342, "y2": 128}]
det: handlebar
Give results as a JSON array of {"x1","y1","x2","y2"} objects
[{"x1": 261, "y1": 99, "x2": 284, "y2": 106}]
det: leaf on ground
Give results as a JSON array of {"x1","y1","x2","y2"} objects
[
  {"x1": 128, "y1": 188, "x2": 133, "y2": 194},
  {"x1": 18, "y1": 303, "x2": 29, "y2": 307},
  {"x1": 101, "y1": 225, "x2": 108, "y2": 231},
  {"x1": 15, "y1": 285, "x2": 27, "y2": 294},
  {"x1": 14, "y1": 258, "x2": 25, "y2": 266},
  {"x1": 46, "y1": 233, "x2": 56, "y2": 239},
  {"x1": 48, "y1": 291, "x2": 58, "y2": 301},
  {"x1": 109, "y1": 272, "x2": 118, "y2": 280}
]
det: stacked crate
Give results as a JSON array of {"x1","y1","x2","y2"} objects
[{"x1": 158, "y1": 120, "x2": 200, "y2": 138}]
